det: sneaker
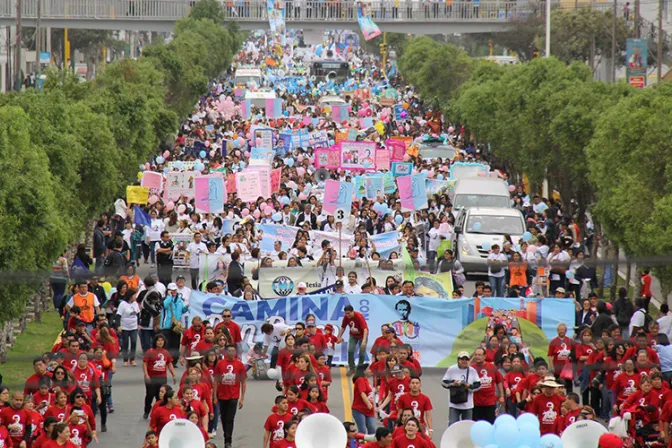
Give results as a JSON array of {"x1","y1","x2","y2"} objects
[
  {"x1": 151, "y1": 264, "x2": 156, "y2": 268},
  {"x1": 225, "y1": 443, "x2": 232, "y2": 448},
  {"x1": 274, "y1": 381, "x2": 283, "y2": 392},
  {"x1": 130, "y1": 361, "x2": 137, "y2": 366},
  {"x1": 143, "y1": 413, "x2": 149, "y2": 420},
  {"x1": 101, "y1": 425, "x2": 107, "y2": 433},
  {"x1": 108, "y1": 406, "x2": 114, "y2": 414},
  {"x1": 123, "y1": 362, "x2": 129, "y2": 367}
]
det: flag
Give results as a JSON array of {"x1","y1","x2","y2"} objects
[
  {"x1": 134, "y1": 205, "x2": 152, "y2": 226},
  {"x1": 265, "y1": 98, "x2": 282, "y2": 118},
  {"x1": 240, "y1": 100, "x2": 252, "y2": 120},
  {"x1": 331, "y1": 105, "x2": 348, "y2": 122},
  {"x1": 402, "y1": 243, "x2": 415, "y2": 282}
]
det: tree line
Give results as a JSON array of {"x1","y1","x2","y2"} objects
[{"x1": 0, "y1": 0, "x2": 243, "y2": 322}]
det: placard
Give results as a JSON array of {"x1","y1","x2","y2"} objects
[{"x1": 339, "y1": 141, "x2": 377, "y2": 170}]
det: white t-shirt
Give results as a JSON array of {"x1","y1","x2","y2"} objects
[
  {"x1": 345, "y1": 282, "x2": 362, "y2": 294},
  {"x1": 658, "y1": 314, "x2": 672, "y2": 339},
  {"x1": 428, "y1": 227, "x2": 445, "y2": 251},
  {"x1": 629, "y1": 308, "x2": 647, "y2": 336},
  {"x1": 442, "y1": 365, "x2": 480, "y2": 410},
  {"x1": 177, "y1": 286, "x2": 192, "y2": 306},
  {"x1": 487, "y1": 252, "x2": 508, "y2": 278},
  {"x1": 147, "y1": 219, "x2": 165, "y2": 242},
  {"x1": 114, "y1": 199, "x2": 128, "y2": 219},
  {"x1": 263, "y1": 323, "x2": 291, "y2": 349},
  {"x1": 116, "y1": 301, "x2": 140, "y2": 331},
  {"x1": 186, "y1": 242, "x2": 207, "y2": 269}
]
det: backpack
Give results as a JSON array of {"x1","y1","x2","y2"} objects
[
  {"x1": 639, "y1": 309, "x2": 653, "y2": 333},
  {"x1": 103, "y1": 251, "x2": 124, "y2": 276},
  {"x1": 616, "y1": 299, "x2": 635, "y2": 327}
]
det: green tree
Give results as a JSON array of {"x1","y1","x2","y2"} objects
[{"x1": 189, "y1": 0, "x2": 226, "y2": 23}]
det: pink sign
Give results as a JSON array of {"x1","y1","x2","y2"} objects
[
  {"x1": 386, "y1": 139, "x2": 406, "y2": 161},
  {"x1": 141, "y1": 171, "x2": 163, "y2": 193},
  {"x1": 376, "y1": 149, "x2": 391, "y2": 171},
  {"x1": 246, "y1": 165, "x2": 271, "y2": 198},
  {"x1": 235, "y1": 171, "x2": 261, "y2": 202},
  {"x1": 323, "y1": 180, "x2": 340, "y2": 214},
  {"x1": 270, "y1": 168, "x2": 282, "y2": 193},
  {"x1": 227, "y1": 173, "x2": 236, "y2": 194},
  {"x1": 315, "y1": 148, "x2": 341, "y2": 169}
]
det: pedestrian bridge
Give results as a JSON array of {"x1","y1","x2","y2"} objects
[{"x1": 0, "y1": 0, "x2": 558, "y2": 33}]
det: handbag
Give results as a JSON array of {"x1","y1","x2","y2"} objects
[
  {"x1": 450, "y1": 367, "x2": 470, "y2": 404},
  {"x1": 169, "y1": 302, "x2": 184, "y2": 334},
  {"x1": 560, "y1": 362, "x2": 574, "y2": 380}
]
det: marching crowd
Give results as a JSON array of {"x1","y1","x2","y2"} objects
[{"x1": 3, "y1": 27, "x2": 671, "y2": 448}]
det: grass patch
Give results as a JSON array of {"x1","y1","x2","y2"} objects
[{"x1": 1, "y1": 312, "x2": 62, "y2": 388}]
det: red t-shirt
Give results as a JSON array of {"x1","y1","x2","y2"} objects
[
  {"x1": 370, "y1": 336, "x2": 403, "y2": 356},
  {"x1": 530, "y1": 393, "x2": 565, "y2": 435},
  {"x1": 277, "y1": 348, "x2": 294, "y2": 379},
  {"x1": 67, "y1": 422, "x2": 89, "y2": 448},
  {"x1": 193, "y1": 339, "x2": 215, "y2": 355},
  {"x1": 391, "y1": 434, "x2": 430, "y2": 448},
  {"x1": 264, "y1": 412, "x2": 293, "y2": 448},
  {"x1": 215, "y1": 321, "x2": 243, "y2": 344},
  {"x1": 70, "y1": 364, "x2": 100, "y2": 400},
  {"x1": 471, "y1": 362, "x2": 503, "y2": 407},
  {"x1": 150, "y1": 406, "x2": 186, "y2": 434},
  {"x1": 214, "y1": 358, "x2": 246, "y2": 400},
  {"x1": 504, "y1": 371, "x2": 526, "y2": 402},
  {"x1": 622, "y1": 388, "x2": 660, "y2": 410},
  {"x1": 316, "y1": 365, "x2": 332, "y2": 402},
  {"x1": 42, "y1": 441, "x2": 78, "y2": 448},
  {"x1": 0, "y1": 407, "x2": 32, "y2": 445},
  {"x1": 396, "y1": 393, "x2": 433, "y2": 426},
  {"x1": 386, "y1": 377, "x2": 411, "y2": 414},
  {"x1": 341, "y1": 312, "x2": 368, "y2": 339},
  {"x1": 144, "y1": 349, "x2": 173, "y2": 378},
  {"x1": 287, "y1": 399, "x2": 315, "y2": 417},
  {"x1": 574, "y1": 343, "x2": 594, "y2": 375},
  {"x1": 306, "y1": 332, "x2": 326, "y2": 353},
  {"x1": 0, "y1": 425, "x2": 12, "y2": 448},
  {"x1": 33, "y1": 391, "x2": 55, "y2": 415},
  {"x1": 612, "y1": 372, "x2": 641, "y2": 405},
  {"x1": 44, "y1": 405, "x2": 69, "y2": 423},
  {"x1": 25, "y1": 373, "x2": 52, "y2": 397},
  {"x1": 352, "y1": 377, "x2": 375, "y2": 417},
  {"x1": 561, "y1": 408, "x2": 581, "y2": 433},
  {"x1": 183, "y1": 398, "x2": 207, "y2": 420},
  {"x1": 547, "y1": 337, "x2": 574, "y2": 375},
  {"x1": 181, "y1": 326, "x2": 206, "y2": 353}
]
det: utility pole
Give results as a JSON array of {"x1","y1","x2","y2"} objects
[
  {"x1": 14, "y1": 0, "x2": 22, "y2": 91},
  {"x1": 658, "y1": 0, "x2": 663, "y2": 81},
  {"x1": 635, "y1": 0, "x2": 641, "y2": 38},
  {"x1": 545, "y1": 0, "x2": 551, "y2": 57},
  {"x1": 35, "y1": 0, "x2": 41, "y2": 74},
  {"x1": 612, "y1": 0, "x2": 617, "y2": 82}
]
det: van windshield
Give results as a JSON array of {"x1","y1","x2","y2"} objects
[
  {"x1": 235, "y1": 76, "x2": 260, "y2": 85},
  {"x1": 466, "y1": 215, "x2": 524, "y2": 235},
  {"x1": 454, "y1": 194, "x2": 510, "y2": 209}
]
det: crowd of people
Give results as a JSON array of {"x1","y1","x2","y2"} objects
[{"x1": 6, "y1": 27, "x2": 668, "y2": 448}]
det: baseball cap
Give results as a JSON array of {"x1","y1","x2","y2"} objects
[
  {"x1": 458, "y1": 351, "x2": 470, "y2": 360},
  {"x1": 598, "y1": 434, "x2": 623, "y2": 448},
  {"x1": 176, "y1": 275, "x2": 186, "y2": 281},
  {"x1": 297, "y1": 282, "x2": 307, "y2": 289},
  {"x1": 167, "y1": 283, "x2": 178, "y2": 291},
  {"x1": 335, "y1": 280, "x2": 344, "y2": 288},
  {"x1": 390, "y1": 365, "x2": 402, "y2": 375},
  {"x1": 324, "y1": 324, "x2": 334, "y2": 332},
  {"x1": 555, "y1": 287, "x2": 566, "y2": 294}
]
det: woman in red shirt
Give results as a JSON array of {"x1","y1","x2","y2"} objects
[
  {"x1": 67, "y1": 391, "x2": 96, "y2": 436},
  {"x1": 66, "y1": 407, "x2": 93, "y2": 448},
  {"x1": 305, "y1": 386, "x2": 329, "y2": 414},
  {"x1": 149, "y1": 391, "x2": 185, "y2": 435},
  {"x1": 186, "y1": 411, "x2": 209, "y2": 443},
  {"x1": 51, "y1": 367, "x2": 75, "y2": 397},
  {"x1": 285, "y1": 355, "x2": 316, "y2": 390},
  {"x1": 43, "y1": 423, "x2": 78, "y2": 448},
  {"x1": 276, "y1": 419, "x2": 298, "y2": 448},
  {"x1": 351, "y1": 368, "x2": 376, "y2": 435},
  {"x1": 575, "y1": 329, "x2": 595, "y2": 406},
  {"x1": 45, "y1": 391, "x2": 70, "y2": 423},
  {"x1": 181, "y1": 386, "x2": 208, "y2": 431},
  {"x1": 612, "y1": 359, "x2": 640, "y2": 414},
  {"x1": 149, "y1": 385, "x2": 172, "y2": 419},
  {"x1": 143, "y1": 334, "x2": 176, "y2": 420},
  {"x1": 70, "y1": 354, "x2": 102, "y2": 407},
  {"x1": 284, "y1": 387, "x2": 315, "y2": 417},
  {"x1": 34, "y1": 380, "x2": 56, "y2": 417},
  {"x1": 277, "y1": 335, "x2": 296, "y2": 388},
  {"x1": 391, "y1": 417, "x2": 430, "y2": 448}
]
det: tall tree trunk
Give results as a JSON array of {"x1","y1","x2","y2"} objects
[
  {"x1": 598, "y1": 237, "x2": 607, "y2": 298},
  {"x1": 624, "y1": 255, "x2": 632, "y2": 300},
  {"x1": 611, "y1": 244, "x2": 620, "y2": 301}
]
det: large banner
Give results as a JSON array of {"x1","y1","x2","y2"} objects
[
  {"x1": 449, "y1": 162, "x2": 489, "y2": 180},
  {"x1": 188, "y1": 293, "x2": 575, "y2": 367}
]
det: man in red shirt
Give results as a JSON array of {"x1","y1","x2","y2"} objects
[
  {"x1": 623, "y1": 333, "x2": 660, "y2": 364},
  {"x1": 396, "y1": 377, "x2": 433, "y2": 436},
  {"x1": 641, "y1": 269, "x2": 652, "y2": 299},
  {"x1": 361, "y1": 427, "x2": 393, "y2": 448},
  {"x1": 24, "y1": 358, "x2": 52, "y2": 397},
  {"x1": 336, "y1": 304, "x2": 369, "y2": 375},
  {"x1": 215, "y1": 309, "x2": 243, "y2": 354},
  {"x1": 305, "y1": 323, "x2": 326, "y2": 353},
  {"x1": 529, "y1": 376, "x2": 565, "y2": 435},
  {"x1": 0, "y1": 392, "x2": 33, "y2": 448},
  {"x1": 214, "y1": 345, "x2": 247, "y2": 448},
  {"x1": 179, "y1": 316, "x2": 206, "y2": 365},
  {"x1": 547, "y1": 323, "x2": 574, "y2": 391},
  {"x1": 263, "y1": 396, "x2": 293, "y2": 448},
  {"x1": 471, "y1": 347, "x2": 504, "y2": 424},
  {"x1": 369, "y1": 325, "x2": 402, "y2": 357}
]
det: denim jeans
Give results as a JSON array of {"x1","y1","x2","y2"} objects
[
  {"x1": 121, "y1": 329, "x2": 138, "y2": 362},
  {"x1": 352, "y1": 409, "x2": 377, "y2": 435},
  {"x1": 449, "y1": 407, "x2": 473, "y2": 426},
  {"x1": 348, "y1": 335, "x2": 367, "y2": 372},
  {"x1": 209, "y1": 401, "x2": 220, "y2": 433},
  {"x1": 139, "y1": 329, "x2": 155, "y2": 354},
  {"x1": 107, "y1": 371, "x2": 114, "y2": 408},
  {"x1": 50, "y1": 280, "x2": 67, "y2": 311},
  {"x1": 488, "y1": 275, "x2": 506, "y2": 297},
  {"x1": 149, "y1": 241, "x2": 157, "y2": 264}
]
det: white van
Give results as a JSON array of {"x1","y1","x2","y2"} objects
[
  {"x1": 234, "y1": 67, "x2": 262, "y2": 88},
  {"x1": 451, "y1": 177, "x2": 510, "y2": 211},
  {"x1": 452, "y1": 207, "x2": 526, "y2": 274},
  {"x1": 245, "y1": 89, "x2": 277, "y2": 108}
]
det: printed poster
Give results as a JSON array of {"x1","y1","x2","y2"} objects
[
  {"x1": 340, "y1": 141, "x2": 376, "y2": 170},
  {"x1": 235, "y1": 170, "x2": 262, "y2": 202}
]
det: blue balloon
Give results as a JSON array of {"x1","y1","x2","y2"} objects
[
  {"x1": 518, "y1": 423, "x2": 541, "y2": 446},
  {"x1": 199, "y1": 150, "x2": 207, "y2": 159},
  {"x1": 482, "y1": 241, "x2": 492, "y2": 251},
  {"x1": 286, "y1": 158, "x2": 295, "y2": 167},
  {"x1": 437, "y1": 174, "x2": 444, "y2": 180},
  {"x1": 163, "y1": 167, "x2": 169, "y2": 174},
  {"x1": 233, "y1": 140, "x2": 239, "y2": 148},
  {"x1": 470, "y1": 421, "x2": 494, "y2": 447},
  {"x1": 494, "y1": 414, "x2": 517, "y2": 428},
  {"x1": 472, "y1": 222, "x2": 482, "y2": 231},
  {"x1": 494, "y1": 423, "x2": 519, "y2": 448},
  {"x1": 540, "y1": 434, "x2": 563, "y2": 448},
  {"x1": 272, "y1": 212, "x2": 282, "y2": 222},
  {"x1": 394, "y1": 215, "x2": 403, "y2": 225},
  {"x1": 522, "y1": 231, "x2": 532, "y2": 242},
  {"x1": 239, "y1": 161, "x2": 246, "y2": 169},
  {"x1": 138, "y1": 164, "x2": 145, "y2": 170},
  {"x1": 566, "y1": 270, "x2": 575, "y2": 279},
  {"x1": 156, "y1": 156, "x2": 164, "y2": 164},
  {"x1": 517, "y1": 412, "x2": 540, "y2": 429}
]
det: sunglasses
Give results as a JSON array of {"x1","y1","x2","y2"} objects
[
  {"x1": 75, "y1": 395, "x2": 85, "y2": 399},
  {"x1": 459, "y1": 357, "x2": 470, "y2": 361},
  {"x1": 222, "y1": 315, "x2": 232, "y2": 318}
]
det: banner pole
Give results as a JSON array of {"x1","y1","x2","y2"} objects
[{"x1": 339, "y1": 227, "x2": 343, "y2": 268}]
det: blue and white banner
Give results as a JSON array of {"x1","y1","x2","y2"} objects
[
  {"x1": 188, "y1": 293, "x2": 575, "y2": 367},
  {"x1": 370, "y1": 232, "x2": 400, "y2": 258},
  {"x1": 258, "y1": 224, "x2": 299, "y2": 253}
]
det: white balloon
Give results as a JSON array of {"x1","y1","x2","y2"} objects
[{"x1": 266, "y1": 368, "x2": 279, "y2": 380}]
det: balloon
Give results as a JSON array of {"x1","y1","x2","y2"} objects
[
  {"x1": 527, "y1": 245, "x2": 538, "y2": 254},
  {"x1": 156, "y1": 156, "x2": 164, "y2": 164},
  {"x1": 448, "y1": 126, "x2": 455, "y2": 133},
  {"x1": 494, "y1": 423, "x2": 519, "y2": 448},
  {"x1": 253, "y1": 210, "x2": 261, "y2": 219},
  {"x1": 137, "y1": 172, "x2": 143, "y2": 179},
  {"x1": 539, "y1": 434, "x2": 563, "y2": 448},
  {"x1": 101, "y1": 282, "x2": 112, "y2": 294},
  {"x1": 209, "y1": 150, "x2": 216, "y2": 158},
  {"x1": 508, "y1": 184, "x2": 516, "y2": 193},
  {"x1": 272, "y1": 212, "x2": 282, "y2": 222},
  {"x1": 241, "y1": 208, "x2": 250, "y2": 217},
  {"x1": 205, "y1": 140, "x2": 211, "y2": 148},
  {"x1": 566, "y1": 270, "x2": 575, "y2": 280},
  {"x1": 522, "y1": 231, "x2": 532, "y2": 242},
  {"x1": 260, "y1": 203, "x2": 268, "y2": 211},
  {"x1": 245, "y1": 132, "x2": 251, "y2": 139},
  {"x1": 233, "y1": 133, "x2": 239, "y2": 140},
  {"x1": 165, "y1": 201, "x2": 175, "y2": 212},
  {"x1": 437, "y1": 174, "x2": 444, "y2": 180},
  {"x1": 163, "y1": 151, "x2": 170, "y2": 159},
  {"x1": 265, "y1": 208, "x2": 273, "y2": 216},
  {"x1": 403, "y1": 102, "x2": 409, "y2": 109},
  {"x1": 470, "y1": 421, "x2": 494, "y2": 447},
  {"x1": 148, "y1": 195, "x2": 159, "y2": 205},
  {"x1": 482, "y1": 241, "x2": 492, "y2": 251},
  {"x1": 199, "y1": 151, "x2": 207, "y2": 159},
  {"x1": 495, "y1": 414, "x2": 517, "y2": 428},
  {"x1": 428, "y1": 170, "x2": 435, "y2": 179},
  {"x1": 235, "y1": 150, "x2": 241, "y2": 157},
  {"x1": 267, "y1": 368, "x2": 279, "y2": 380},
  {"x1": 286, "y1": 158, "x2": 295, "y2": 167},
  {"x1": 518, "y1": 423, "x2": 541, "y2": 447},
  {"x1": 394, "y1": 215, "x2": 403, "y2": 225},
  {"x1": 233, "y1": 140, "x2": 239, "y2": 148},
  {"x1": 298, "y1": 193, "x2": 308, "y2": 201},
  {"x1": 256, "y1": 138, "x2": 262, "y2": 146},
  {"x1": 473, "y1": 222, "x2": 482, "y2": 231},
  {"x1": 177, "y1": 204, "x2": 186, "y2": 214},
  {"x1": 297, "y1": 167, "x2": 306, "y2": 177},
  {"x1": 297, "y1": 155, "x2": 304, "y2": 162},
  {"x1": 403, "y1": 154, "x2": 411, "y2": 161}
]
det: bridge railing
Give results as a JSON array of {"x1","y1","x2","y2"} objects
[{"x1": 0, "y1": 0, "x2": 618, "y2": 22}]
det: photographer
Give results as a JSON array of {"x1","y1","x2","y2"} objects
[{"x1": 441, "y1": 351, "x2": 481, "y2": 426}]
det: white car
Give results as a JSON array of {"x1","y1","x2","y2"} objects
[{"x1": 317, "y1": 96, "x2": 347, "y2": 107}]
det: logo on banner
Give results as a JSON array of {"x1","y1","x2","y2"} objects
[{"x1": 272, "y1": 276, "x2": 294, "y2": 297}]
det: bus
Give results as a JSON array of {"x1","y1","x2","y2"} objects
[{"x1": 310, "y1": 61, "x2": 350, "y2": 82}]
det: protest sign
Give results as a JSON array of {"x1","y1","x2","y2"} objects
[
  {"x1": 387, "y1": 139, "x2": 407, "y2": 161},
  {"x1": 246, "y1": 165, "x2": 272, "y2": 198},
  {"x1": 340, "y1": 141, "x2": 376, "y2": 170},
  {"x1": 141, "y1": 171, "x2": 163, "y2": 194},
  {"x1": 391, "y1": 162, "x2": 413, "y2": 177},
  {"x1": 194, "y1": 175, "x2": 226, "y2": 214},
  {"x1": 375, "y1": 149, "x2": 391, "y2": 171},
  {"x1": 127, "y1": 186, "x2": 150, "y2": 205},
  {"x1": 164, "y1": 172, "x2": 195, "y2": 201},
  {"x1": 235, "y1": 170, "x2": 262, "y2": 202},
  {"x1": 397, "y1": 174, "x2": 428, "y2": 211},
  {"x1": 315, "y1": 148, "x2": 341, "y2": 169}
]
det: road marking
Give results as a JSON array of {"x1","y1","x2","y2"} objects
[{"x1": 340, "y1": 366, "x2": 353, "y2": 421}]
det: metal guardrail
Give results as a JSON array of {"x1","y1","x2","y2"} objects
[{"x1": 0, "y1": 0, "x2": 616, "y2": 23}]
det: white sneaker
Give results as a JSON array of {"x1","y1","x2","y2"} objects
[{"x1": 208, "y1": 432, "x2": 216, "y2": 439}]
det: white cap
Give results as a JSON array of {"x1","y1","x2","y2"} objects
[
  {"x1": 167, "y1": 283, "x2": 178, "y2": 291},
  {"x1": 297, "y1": 282, "x2": 307, "y2": 289}
]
